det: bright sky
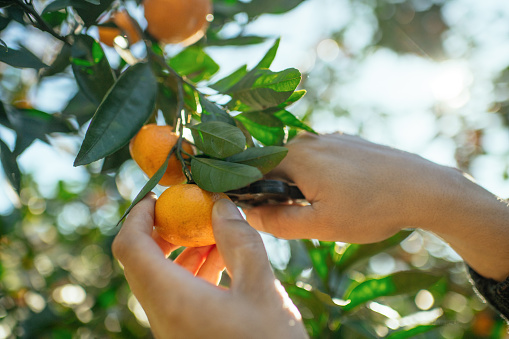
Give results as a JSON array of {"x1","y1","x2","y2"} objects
[{"x1": 1, "y1": 0, "x2": 509, "y2": 215}]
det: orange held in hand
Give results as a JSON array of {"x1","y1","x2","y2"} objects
[
  {"x1": 98, "y1": 10, "x2": 141, "y2": 47},
  {"x1": 143, "y1": 0, "x2": 212, "y2": 45},
  {"x1": 129, "y1": 124, "x2": 194, "y2": 186},
  {"x1": 154, "y1": 184, "x2": 230, "y2": 247}
]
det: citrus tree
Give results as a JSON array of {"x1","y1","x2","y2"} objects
[{"x1": 1, "y1": 0, "x2": 508, "y2": 338}]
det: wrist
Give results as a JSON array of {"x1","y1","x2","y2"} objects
[{"x1": 417, "y1": 167, "x2": 509, "y2": 281}]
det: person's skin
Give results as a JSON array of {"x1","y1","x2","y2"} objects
[
  {"x1": 245, "y1": 132, "x2": 509, "y2": 282},
  {"x1": 112, "y1": 194, "x2": 307, "y2": 339},
  {"x1": 113, "y1": 131, "x2": 509, "y2": 338}
]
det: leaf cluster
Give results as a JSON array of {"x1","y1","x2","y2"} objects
[
  {"x1": 276, "y1": 233, "x2": 474, "y2": 338},
  {"x1": 0, "y1": 0, "x2": 314, "y2": 202}
]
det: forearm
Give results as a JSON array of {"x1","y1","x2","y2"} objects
[{"x1": 417, "y1": 167, "x2": 509, "y2": 282}]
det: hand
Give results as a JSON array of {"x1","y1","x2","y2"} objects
[
  {"x1": 245, "y1": 132, "x2": 452, "y2": 243},
  {"x1": 245, "y1": 132, "x2": 509, "y2": 282},
  {"x1": 112, "y1": 194, "x2": 307, "y2": 339}
]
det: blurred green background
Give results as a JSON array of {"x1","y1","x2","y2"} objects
[{"x1": 1, "y1": 0, "x2": 509, "y2": 338}]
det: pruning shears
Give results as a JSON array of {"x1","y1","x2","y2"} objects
[{"x1": 226, "y1": 180, "x2": 306, "y2": 208}]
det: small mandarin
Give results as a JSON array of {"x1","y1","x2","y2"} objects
[
  {"x1": 154, "y1": 184, "x2": 230, "y2": 247},
  {"x1": 143, "y1": 0, "x2": 212, "y2": 45},
  {"x1": 129, "y1": 124, "x2": 194, "y2": 186}
]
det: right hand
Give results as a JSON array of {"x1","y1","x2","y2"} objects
[
  {"x1": 112, "y1": 195, "x2": 307, "y2": 339},
  {"x1": 244, "y1": 132, "x2": 462, "y2": 244}
]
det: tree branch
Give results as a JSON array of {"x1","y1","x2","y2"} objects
[{"x1": 15, "y1": 0, "x2": 69, "y2": 45}]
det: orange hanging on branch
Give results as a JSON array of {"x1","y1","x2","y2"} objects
[
  {"x1": 129, "y1": 124, "x2": 194, "y2": 186},
  {"x1": 143, "y1": 0, "x2": 212, "y2": 45},
  {"x1": 154, "y1": 184, "x2": 230, "y2": 247}
]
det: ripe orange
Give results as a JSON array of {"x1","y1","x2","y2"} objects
[
  {"x1": 154, "y1": 184, "x2": 230, "y2": 247},
  {"x1": 98, "y1": 10, "x2": 141, "y2": 47},
  {"x1": 143, "y1": 0, "x2": 212, "y2": 45},
  {"x1": 129, "y1": 124, "x2": 194, "y2": 186}
]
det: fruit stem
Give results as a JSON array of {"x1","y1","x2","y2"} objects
[{"x1": 175, "y1": 77, "x2": 193, "y2": 183}]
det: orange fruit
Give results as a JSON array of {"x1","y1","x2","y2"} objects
[
  {"x1": 154, "y1": 184, "x2": 230, "y2": 247},
  {"x1": 143, "y1": 0, "x2": 212, "y2": 45},
  {"x1": 129, "y1": 124, "x2": 194, "y2": 186},
  {"x1": 98, "y1": 10, "x2": 141, "y2": 47}
]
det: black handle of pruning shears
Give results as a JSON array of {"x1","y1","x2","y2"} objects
[{"x1": 226, "y1": 180, "x2": 306, "y2": 208}]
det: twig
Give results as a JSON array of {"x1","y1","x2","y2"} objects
[
  {"x1": 174, "y1": 77, "x2": 194, "y2": 183},
  {"x1": 15, "y1": 0, "x2": 69, "y2": 44}
]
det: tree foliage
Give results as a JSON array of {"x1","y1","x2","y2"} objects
[{"x1": 1, "y1": 0, "x2": 508, "y2": 338}]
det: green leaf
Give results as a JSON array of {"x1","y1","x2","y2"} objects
[
  {"x1": 206, "y1": 35, "x2": 266, "y2": 47},
  {"x1": 169, "y1": 46, "x2": 219, "y2": 83},
  {"x1": 42, "y1": 0, "x2": 99, "y2": 15},
  {"x1": 387, "y1": 325, "x2": 440, "y2": 339},
  {"x1": 42, "y1": 0, "x2": 69, "y2": 15},
  {"x1": 254, "y1": 38, "x2": 280, "y2": 69},
  {"x1": 0, "y1": 101, "x2": 12, "y2": 129},
  {"x1": 274, "y1": 110, "x2": 316, "y2": 133},
  {"x1": 304, "y1": 241, "x2": 336, "y2": 288},
  {"x1": 101, "y1": 143, "x2": 131, "y2": 174},
  {"x1": 283, "y1": 283, "x2": 330, "y2": 317},
  {"x1": 238, "y1": 0, "x2": 306, "y2": 17},
  {"x1": 0, "y1": 15, "x2": 10, "y2": 32},
  {"x1": 209, "y1": 65, "x2": 247, "y2": 93},
  {"x1": 75, "y1": 0, "x2": 113, "y2": 27},
  {"x1": 226, "y1": 146, "x2": 287, "y2": 174},
  {"x1": 235, "y1": 111, "x2": 284, "y2": 146},
  {"x1": 228, "y1": 68, "x2": 301, "y2": 111},
  {"x1": 189, "y1": 121, "x2": 246, "y2": 158},
  {"x1": 157, "y1": 84, "x2": 178, "y2": 126},
  {"x1": 335, "y1": 231, "x2": 413, "y2": 272},
  {"x1": 41, "y1": 43, "x2": 71, "y2": 77},
  {"x1": 0, "y1": 46, "x2": 48, "y2": 69},
  {"x1": 74, "y1": 62, "x2": 157, "y2": 166},
  {"x1": 340, "y1": 320, "x2": 380, "y2": 339},
  {"x1": 191, "y1": 158, "x2": 262, "y2": 192},
  {"x1": 183, "y1": 83, "x2": 199, "y2": 111},
  {"x1": 0, "y1": 139, "x2": 21, "y2": 193},
  {"x1": 7, "y1": 108, "x2": 74, "y2": 155},
  {"x1": 342, "y1": 271, "x2": 442, "y2": 311},
  {"x1": 71, "y1": 34, "x2": 115, "y2": 105},
  {"x1": 276, "y1": 89, "x2": 306, "y2": 109},
  {"x1": 117, "y1": 146, "x2": 175, "y2": 226},
  {"x1": 42, "y1": 10, "x2": 67, "y2": 27},
  {"x1": 199, "y1": 94, "x2": 235, "y2": 125},
  {"x1": 5, "y1": 6, "x2": 24, "y2": 25},
  {"x1": 62, "y1": 91, "x2": 97, "y2": 126}
]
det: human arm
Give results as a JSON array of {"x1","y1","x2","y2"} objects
[
  {"x1": 244, "y1": 132, "x2": 509, "y2": 283},
  {"x1": 112, "y1": 194, "x2": 307, "y2": 339}
]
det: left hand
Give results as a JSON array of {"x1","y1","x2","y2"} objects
[{"x1": 112, "y1": 194, "x2": 307, "y2": 339}]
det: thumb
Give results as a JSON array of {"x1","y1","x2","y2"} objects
[
  {"x1": 244, "y1": 204, "x2": 315, "y2": 240},
  {"x1": 212, "y1": 199, "x2": 275, "y2": 294}
]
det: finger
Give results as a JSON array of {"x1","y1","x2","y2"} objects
[
  {"x1": 212, "y1": 199, "x2": 275, "y2": 294},
  {"x1": 260, "y1": 133, "x2": 317, "y2": 182},
  {"x1": 151, "y1": 229, "x2": 180, "y2": 257},
  {"x1": 113, "y1": 193, "x2": 161, "y2": 266},
  {"x1": 244, "y1": 204, "x2": 317, "y2": 240},
  {"x1": 174, "y1": 245, "x2": 215, "y2": 275},
  {"x1": 112, "y1": 193, "x2": 217, "y2": 303},
  {"x1": 112, "y1": 195, "x2": 217, "y2": 318},
  {"x1": 264, "y1": 134, "x2": 321, "y2": 186},
  {"x1": 196, "y1": 246, "x2": 226, "y2": 285}
]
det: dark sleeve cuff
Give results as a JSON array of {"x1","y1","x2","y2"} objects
[{"x1": 468, "y1": 266, "x2": 509, "y2": 322}]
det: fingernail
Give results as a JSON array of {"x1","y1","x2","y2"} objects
[{"x1": 214, "y1": 199, "x2": 243, "y2": 220}]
